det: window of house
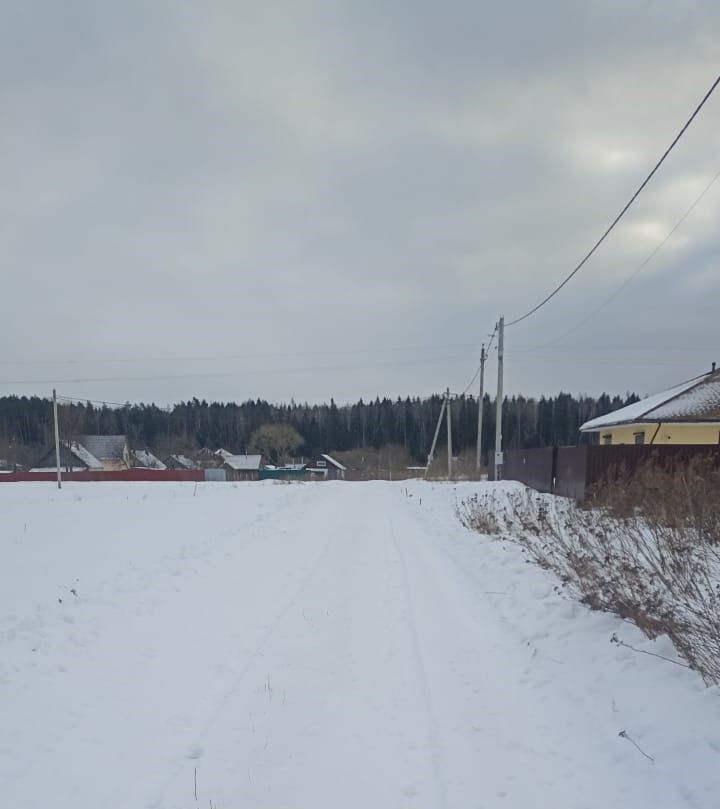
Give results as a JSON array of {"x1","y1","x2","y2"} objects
[
  {"x1": 634, "y1": 432, "x2": 645, "y2": 445},
  {"x1": 602, "y1": 434, "x2": 612, "y2": 445},
  {"x1": 316, "y1": 460, "x2": 326, "y2": 467}
]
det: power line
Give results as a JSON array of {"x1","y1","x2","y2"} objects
[
  {"x1": 511, "y1": 166, "x2": 720, "y2": 350},
  {"x1": 57, "y1": 394, "x2": 141, "y2": 408},
  {"x1": 507, "y1": 345, "x2": 710, "y2": 354},
  {"x1": 506, "y1": 72, "x2": 720, "y2": 328},
  {"x1": 0, "y1": 352, "x2": 478, "y2": 387},
  {"x1": 460, "y1": 366, "x2": 482, "y2": 397},
  {"x1": 459, "y1": 326, "x2": 497, "y2": 395},
  {"x1": 0, "y1": 340, "x2": 481, "y2": 367},
  {"x1": 499, "y1": 354, "x2": 705, "y2": 368}
]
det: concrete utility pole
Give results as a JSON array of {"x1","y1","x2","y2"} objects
[
  {"x1": 52, "y1": 388, "x2": 62, "y2": 490},
  {"x1": 446, "y1": 387, "x2": 452, "y2": 481},
  {"x1": 494, "y1": 316, "x2": 504, "y2": 481},
  {"x1": 425, "y1": 395, "x2": 447, "y2": 477},
  {"x1": 475, "y1": 343, "x2": 486, "y2": 472}
]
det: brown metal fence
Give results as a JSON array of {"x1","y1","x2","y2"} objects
[
  {"x1": 584, "y1": 445, "x2": 720, "y2": 494},
  {"x1": 503, "y1": 447, "x2": 555, "y2": 494},
  {"x1": 555, "y1": 446, "x2": 589, "y2": 500},
  {"x1": 502, "y1": 444, "x2": 720, "y2": 500}
]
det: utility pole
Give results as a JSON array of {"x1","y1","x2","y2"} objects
[
  {"x1": 52, "y1": 388, "x2": 62, "y2": 490},
  {"x1": 446, "y1": 387, "x2": 452, "y2": 481},
  {"x1": 475, "y1": 343, "x2": 486, "y2": 472},
  {"x1": 425, "y1": 395, "x2": 447, "y2": 477},
  {"x1": 494, "y1": 316, "x2": 504, "y2": 481}
]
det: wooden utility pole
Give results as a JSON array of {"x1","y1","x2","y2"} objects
[
  {"x1": 446, "y1": 387, "x2": 452, "y2": 481},
  {"x1": 53, "y1": 388, "x2": 62, "y2": 490},
  {"x1": 475, "y1": 343, "x2": 486, "y2": 472},
  {"x1": 494, "y1": 317, "x2": 504, "y2": 481}
]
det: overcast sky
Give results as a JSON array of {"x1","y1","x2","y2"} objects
[{"x1": 2, "y1": 1, "x2": 719, "y2": 406}]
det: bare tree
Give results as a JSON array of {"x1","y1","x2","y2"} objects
[{"x1": 249, "y1": 423, "x2": 304, "y2": 464}]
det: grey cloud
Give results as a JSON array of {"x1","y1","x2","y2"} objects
[{"x1": 1, "y1": 1, "x2": 719, "y2": 406}]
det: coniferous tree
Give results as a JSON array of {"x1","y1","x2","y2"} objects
[{"x1": 0, "y1": 389, "x2": 642, "y2": 466}]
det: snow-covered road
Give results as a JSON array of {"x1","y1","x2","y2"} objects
[{"x1": 2, "y1": 481, "x2": 719, "y2": 808}]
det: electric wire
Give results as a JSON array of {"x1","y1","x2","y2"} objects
[
  {"x1": 0, "y1": 340, "x2": 481, "y2": 367},
  {"x1": 506, "y1": 73, "x2": 720, "y2": 328},
  {"x1": 459, "y1": 326, "x2": 497, "y2": 396},
  {"x1": 58, "y1": 394, "x2": 146, "y2": 408},
  {"x1": 0, "y1": 352, "x2": 477, "y2": 387},
  {"x1": 459, "y1": 366, "x2": 482, "y2": 397},
  {"x1": 510, "y1": 166, "x2": 720, "y2": 352}
]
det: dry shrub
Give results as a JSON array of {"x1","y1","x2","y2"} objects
[
  {"x1": 456, "y1": 492, "x2": 505, "y2": 535},
  {"x1": 590, "y1": 456, "x2": 720, "y2": 546},
  {"x1": 458, "y1": 462, "x2": 720, "y2": 685}
]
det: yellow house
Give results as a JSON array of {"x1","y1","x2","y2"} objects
[{"x1": 580, "y1": 368, "x2": 720, "y2": 445}]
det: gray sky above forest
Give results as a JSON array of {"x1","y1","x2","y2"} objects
[{"x1": 2, "y1": 1, "x2": 720, "y2": 406}]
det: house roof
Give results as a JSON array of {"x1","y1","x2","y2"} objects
[
  {"x1": 168, "y1": 454, "x2": 196, "y2": 469},
  {"x1": 215, "y1": 448, "x2": 233, "y2": 459},
  {"x1": 30, "y1": 441, "x2": 103, "y2": 471},
  {"x1": 223, "y1": 454, "x2": 262, "y2": 471},
  {"x1": 133, "y1": 449, "x2": 167, "y2": 470},
  {"x1": 306, "y1": 454, "x2": 347, "y2": 472},
  {"x1": 320, "y1": 454, "x2": 346, "y2": 471},
  {"x1": 79, "y1": 435, "x2": 127, "y2": 461},
  {"x1": 68, "y1": 441, "x2": 104, "y2": 469},
  {"x1": 580, "y1": 370, "x2": 720, "y2": 431}
]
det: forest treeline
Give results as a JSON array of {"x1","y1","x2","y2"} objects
[{"x1": 0, "y1": 391, "x2": 639, "y2": 467}]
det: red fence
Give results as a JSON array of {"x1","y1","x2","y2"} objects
[{"x1": 0, "y1": 469, "x2": 204, "y2": 483}]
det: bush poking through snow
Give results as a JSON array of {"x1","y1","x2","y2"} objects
[{"x1": 457, "y1": 461, "x2": 720, "y2": 685}]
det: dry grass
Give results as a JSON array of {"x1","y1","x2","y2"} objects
[{"x1": 457, "y1": 460, "x2": 720, "y2": 685}]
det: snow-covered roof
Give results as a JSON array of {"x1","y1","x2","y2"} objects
[
  {"x1": 132, "y1": 449, "x2": 167, "y2": 470},
  {"x1": 215, "y1": 448, "x2": 233, "y2": 459},
  {"x1": 320, "y1": 454, "x2": 346, "y2": 471},
  {"x1": 79, "y1": 435, "x2": 127, "y2": 461},
  {"x1": 168, "y1": 454, "x2": 196, "y2": 469},
  {"x1": 223, "y1": 454, "x2": 262, "y2": 470},
  {"x1": 580, "y1": 371, "x2": 720, "y2": 431},
  {"x1": 68, "y1": 441, "x2": 104, "y2": 469}
]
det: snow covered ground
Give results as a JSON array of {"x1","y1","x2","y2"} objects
[{"x1": 1, "y1": 480, "x2": 719, "y2": 809}]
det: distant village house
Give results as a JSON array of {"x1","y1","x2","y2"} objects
[
  {"x1": 132, "y1": 449, "x2": 167, "y2": 470},
  {"x1": 164, "y1": 454, "x2": 197, "y2": 470},
  {"x1": 222, "y1": 454, "x2": 263, "y2": 481},
  {"x1": 304, "y1": 454, "x2": 347, "y2": 480},
  {"x1": 32, "y1": 435, "x2": 131, "y2": 472}
]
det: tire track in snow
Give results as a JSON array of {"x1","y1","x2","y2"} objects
[
  {"x1": 140, "y1": 485, "x2": 344, "y2": 809},
  {"x1": 387, "y1": 512, "x2": 449, "y2": 809}
]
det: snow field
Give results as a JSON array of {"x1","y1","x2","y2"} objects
[{"x1": 1, "y1": 480, "x2": 719, "y2": 808}]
